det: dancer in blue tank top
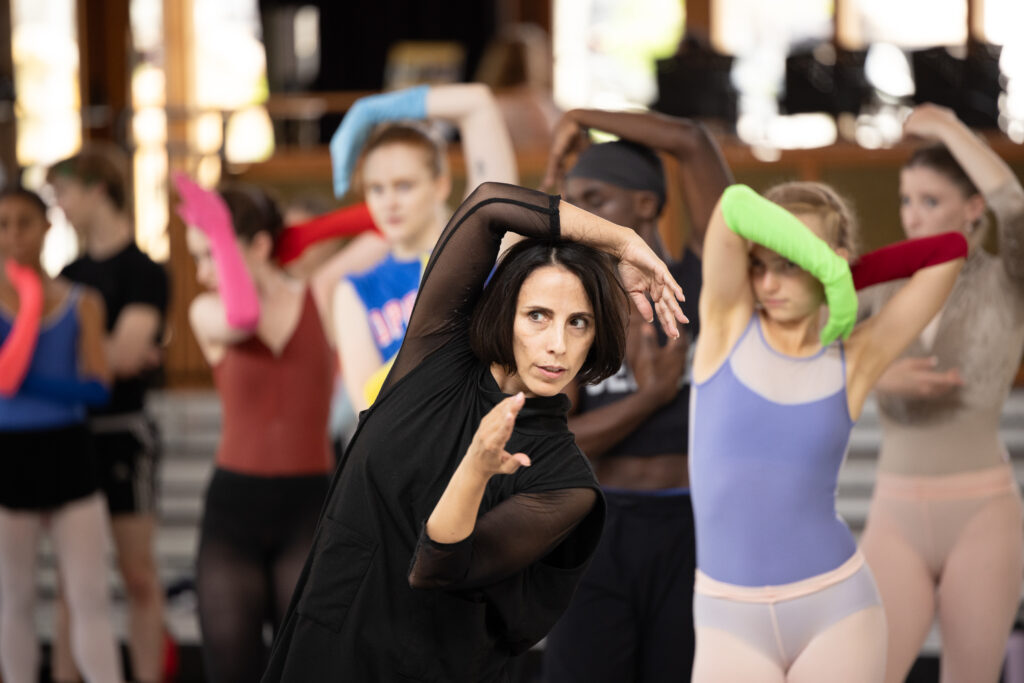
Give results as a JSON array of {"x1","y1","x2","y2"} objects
[
  {"x1": 689, "y1": 182, "x2": 965, "y2": 682},
  {"x1": 0, "y1": 187, "x2": 124, "y2": 683},
  {"x1": 330, "y1": 83, "x2": 518, "y2": 412},
  {"x1": 346, "y1": 252, "x2": 421, "y2": 360}
]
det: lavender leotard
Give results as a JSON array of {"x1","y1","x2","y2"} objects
[{"x1": 690, "y1": 314, "x2": 856, "y2": 586}]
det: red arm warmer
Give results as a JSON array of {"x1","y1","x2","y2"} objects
[
  {"x1": 0, "y1": 260, "x2": 44, "y2": 397},
  {"x1": 852, "y1": 232, "x2": 968, "y2": 291},
  {"x1": 275, "y1": 202, "x2": 379, "y2": 265}
]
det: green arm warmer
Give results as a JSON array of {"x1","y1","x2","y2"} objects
[{"x1": 720, "y1": 184, "x2": 856, "y2": 345}]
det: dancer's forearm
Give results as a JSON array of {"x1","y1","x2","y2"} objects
[
  {"x1": 427, "y1": 84, "x2": 517, "y2": 192},
  {"x1": 426, "y1": 462, "x2": 490, "y2": 544},
  {"x1": 0, "y1": 260, "x2": 43, "y2": 396}
]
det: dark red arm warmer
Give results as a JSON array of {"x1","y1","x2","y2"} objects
[
  {"x1": 851, "y1": 232, "x2": 968, "y2": 291},
  {"x1": 274, "y1": 202, "x2": 379, "y2": 265}
]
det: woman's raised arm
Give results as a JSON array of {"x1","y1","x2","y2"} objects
[
  {"x1": 382, "y1": 183, "x2": 685, "y2": 394},
  {"x1": 904, "y1": 104, "x2": 1024, "y2": 284},
  {"x1": 425, "y1": 84, "x2": 518, "y2": 194},
  {"x1": 544, "y1": 109, "x2": 732, "y2": 252}
]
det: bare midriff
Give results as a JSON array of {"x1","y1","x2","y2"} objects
[{"x1": 594, "y1": 452, "x2": 689, "y2": 489}]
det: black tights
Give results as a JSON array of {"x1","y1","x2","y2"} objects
[{"x1": 196, "y1": 469, "x2": 328, "y2": 683}]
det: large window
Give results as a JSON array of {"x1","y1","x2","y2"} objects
[
  {"x1": 978, "y1": 0, "x2": 1024, "y2": 141},
  {"x1": 11, "y1": 0, "x2": 81, "y2": 274},
  {"x1": 553, "y1": 0, "x2": 684, "y2": 110},
  {"x1": 131, "y1": 0, "x2": 169, "y2": 261},
  {"x1": 840, "y1": 0, "x2": 967, "y2": 49},
  {"x1": 715, "y1": 0, "x2": 837, "y2": 153},
  {"x1": 193, "y1": 0, "x2": 274, "y2": 177},
  {"x1": 127, "y1": 0, "x2": 275, "y2": 261},
  {"x1": 11, "y1": 0, "x2": 80, "y2": 167}
]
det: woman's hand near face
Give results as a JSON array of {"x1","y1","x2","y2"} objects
[
  {"x1": 875, "y1": 356, "x2": 964, "y2": 399},
  {"x1": 902, "y1": 102, "x2": 1018, "y2": 202},
  {"x1": 554, "y1": 201, "x2": 686, "y2": 336},
  {"x1": 425, "y1": 393, "x2": 532, "y2": 545},
  {"x1": 466, "y1": 393, "x2": 532, "y2": 478},
  {"x1": 626, "y1": 315, "x2": 689, "y2": 407},
  {"x1": 616, "y1": 233, "x2": 688, "y2": 340}
]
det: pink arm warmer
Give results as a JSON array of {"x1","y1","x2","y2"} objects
[
  {"x1": 174, "y1": 173, "x2": 260, "y2": 331},
  {"x1": 0, "y1": 260, "x2": 44, "y2": 397}
]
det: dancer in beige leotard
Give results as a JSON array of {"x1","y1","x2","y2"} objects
[{"x1": 859, "y1": 103, "x2": 1024, "y2": 683}]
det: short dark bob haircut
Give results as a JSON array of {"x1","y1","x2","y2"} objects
[{"x1": 469, "y1": 238, "x2": 630, "y2": 386}]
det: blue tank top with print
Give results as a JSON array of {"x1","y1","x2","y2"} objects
[
  {"x1": 690, "y1": 314, "x2": 856, "y2": 586},
  {"x1": 0, "y1": 287, "x2": 86, "y2": 430},
  {"x1": 346, "y1": 253, "x2": 422, "y2": 360}
]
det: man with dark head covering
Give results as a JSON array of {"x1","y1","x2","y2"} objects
[{"x1": 541, "y1": 110, "x2": 732, "y2": 683}]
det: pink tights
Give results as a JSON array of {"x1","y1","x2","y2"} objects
[
  {"x1": 692, "y1": 554, "x2": 887, "y2": 682},
  {"x1": 0, "y1": 494, "x2": 123, "y2": 683},
  {"x1": 861, "y1": 464, "x2": 1023, "y2": 683}
]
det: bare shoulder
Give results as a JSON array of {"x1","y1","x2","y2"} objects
[
  {"x1": 188, "y1": 291, "x2": 221, "y2": 326},
  {"x1": 188, "y1": 291, "x2": 228, "y2": 364},
  {"x1": 333, "y1": 277, "x2": 367, "y2": 317}
]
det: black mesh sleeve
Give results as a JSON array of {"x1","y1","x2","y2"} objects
[
  {"x1": 407, "y1": 487, "x2": 596, "y2": 591},
  {"x1": 380, "y1": 182, "x2": 560, "y2": 394}
]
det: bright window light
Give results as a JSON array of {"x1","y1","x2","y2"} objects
[
  {"x1": 864, "y1": 43, "x2": 915, "y2": 98},
  {"x1": 193, "y1": 0, "x2": 274, "y2": 165},
  {"x1": 848, "y1": 0, "x2": 966, "y2": 48},
  {"x1": 554, "y1": 0, "x2": 683, "y2": 110},
  {"x1": 714, "y1": 0, "x2": 832, "y2": 57},
  {"x1": 131, "y1": 0, "x2": 169, "y2": 262},
  {"x1": 979, "y1": 0, "x2": 1023, "y2": 46},
  {"x1": 12, "y1": 0, "x2": 80, "y2": 167},
  {"x1": 11, "y1": 0, "x2": 81, "y2": 276},
  {"x1": 737, "y1": 112, "x2": 837, "y2": 151}
]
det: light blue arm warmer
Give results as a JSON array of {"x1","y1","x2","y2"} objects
[{"x1": 330, "y1": 85, "x2": 430, "y2": 198}]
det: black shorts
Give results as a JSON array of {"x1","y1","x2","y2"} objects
[
  {"x1": 0, "y1": 423, "x2": 99, "y2": 510},
  {"x1": 199, "y1": 468, "x2": 330, "y2": 559},
  {"x1": 90, "y1": 413, "x2": 161, "y2": 516},
  {"x1": 543, "y1": 489, "x2": 697, "y2": 683}
]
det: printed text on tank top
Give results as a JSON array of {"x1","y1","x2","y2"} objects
[{"x1": 346, "y1": 253, "x2": 424, "y2": 360}]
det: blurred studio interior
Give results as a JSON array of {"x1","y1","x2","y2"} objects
[{"x1": 2, "y1": 0, "x2": 1024, "y2": 681}]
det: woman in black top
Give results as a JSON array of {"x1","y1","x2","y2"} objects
[{"x1": 262, "y1": 182, "x2": 686, "y2": 682}]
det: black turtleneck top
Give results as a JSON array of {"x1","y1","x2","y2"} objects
[{"x1": 262, "y1": 183, "x2": 605, "y2": 683}]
